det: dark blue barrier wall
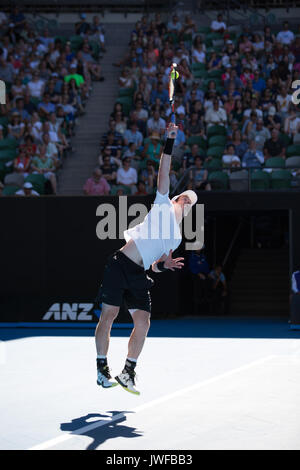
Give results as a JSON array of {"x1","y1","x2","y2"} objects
[{"x1": 0, "y1": 192, "x2": 299, "y2": 325}]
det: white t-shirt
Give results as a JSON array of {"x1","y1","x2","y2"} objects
[
  {"x1": 276, "y1": 30, "x2": 295, "y2": 45},
  {"x1": 116, "y1": 167, "x2": 137, "y2": 185},
  {"x1": 276, "y1": 94, "x2": 292, "y2": 113},
  {"x1": 27, "y1": 79, "x2": 45, "y2": 98},
  {"x1": 222, "y1": 154, "x2": 241, "y2": 165},
  {"x1": 124, "y1": 190, "x2": 182, "y2": 270},
  {"x1": 192, "y1": 49, "x2": 205, "y2": 63},
  {"x1": 16, "y1": 189, "x2": 40, "y2": 196},
  {"x1": 211, "y1": 20, "x2": 226, "y2": 31}
]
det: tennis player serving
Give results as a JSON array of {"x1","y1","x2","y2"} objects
[{"x1": 94, "y1": 122, "x2": 198, "y2": 395}]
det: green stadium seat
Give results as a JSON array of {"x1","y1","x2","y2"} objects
[
  {"x1": 207, "y1": 125, "x2": 227, "y2": 138},
  {"x1": 191, "y1": 63, "x2": 206, "y2": 72},
  {"x1": 279, "y1": 133, "x2": 292, "y2": 147},
  {"x1": 208, "y1": 171, "x2": 228, "y2": 190},
  {"x1": 271, "y1": 169, "x2": 292, "y2": 189},
  {"x1": 250, "y1": 170, "x2": 270, "y2": 190},
  {"x1": 0, "y1": 148, "x2": 17, "y2": 163},
  {"x1": 207, "y1": 146, "x2": 225, "y2": 159},
  {"x1": 197, "y1": 26, "x2": 211, "y2": 34},
  {"x1": 207, "y1": 69, "x2": 224, "y2": 79},
  {"x1": 70, "y1": 35, "x2": 83, "y2": 52},
  {"x1": 24, "y1": 174, "x2": 46, "y2": 195},
  {"x1": 286, "y1": 144, "x2": 300, "y2": 158},
  {"x1": 0, "y1": 116, "x2": 9, "y2": 130},
  {"x1": 186, "y1": 136, "x2": 207, "y2": 149},
  {"x1": 118, "y1": 87, "x2": 135, "y2": 97},
  {"x1": 208, "y1": 135, "x2": 227, "y2": 148},
  {"x1": 2, "y1": 185, "x2": 19, "y2": 196},
  {"x1": 116, "y1": 96, "x2": 133, "y2": 117},
  {"x1": 0, "y1": 137, "x2": 18, "y2": 151},
  {"x1": 110, "y1": 184, "x2": 131, "y2": 195},
  {"x1": 264, "y1": 157, "x2": 286, "y2": 169},
  {"x1": 203, "y1": 158, "x2": 222, "y2": 171}
]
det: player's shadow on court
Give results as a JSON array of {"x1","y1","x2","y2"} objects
[{"x1": 60, "y1": 411, "x2": 142, "y2": 450}]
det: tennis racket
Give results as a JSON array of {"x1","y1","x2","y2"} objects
[{"x1": 168, "y1": 62, "x2": 179, "y2": 124}]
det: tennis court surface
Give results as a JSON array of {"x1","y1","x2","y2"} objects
[{"x1": 1, "y1": 317, "x2": 300, "y2": 450}]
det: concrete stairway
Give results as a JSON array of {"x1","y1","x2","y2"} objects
[
  {"x1": 229, "y1": 247, "x2": 290, "y2": 316},
  {"x1": 57, "y1": 23, "x2": 133, "y2": 195}
]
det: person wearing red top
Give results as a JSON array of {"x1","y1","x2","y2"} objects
[
  {"x1": 13, "y1": 148, "x2": 31, "y2": 176},
  {"x1": 134, "y1": 180, "x2": 148, "y2": 195},
  {"x1": 83, "y1": 168, "x2": 111, "y2": 195},
  {"x1": 19, "y1": 135, "x2": 37, "y2": 159}
]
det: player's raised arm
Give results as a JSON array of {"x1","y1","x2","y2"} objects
[{"x1": 157, "y1": 123, "x2": 178, "y2": 195}]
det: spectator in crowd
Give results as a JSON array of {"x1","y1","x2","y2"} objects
[
  {"x1": 189, "y1": 156, "x2": 211, "y2": 190},
  {"x1": 210, "y1": 13, "x2": 227, "y2": 33},
  {"x1": 242, "y1": 140, "x2": 264, "y2": 168},
  {"x1": 276, "y1": 21, "x2": 295, "y2": 46},
  {"x1": 284, "y1": 105, "x2": 300, "y2": 138},
  {"x1": 142, "y1": 132, "x2": 162, "y2": 166},
  {"x1": 99, "y1": 11, "x2": 299, "y2": 202},
  {"x1": 147, "y1": 109, "x2": 166, "y2": 136},
  {"x1": 123, "y1": 121, "x2": 143, "y2": 149},
  {"x1": 222, "y1": 144, "x2": 241, "y2": 168},
  {"x1": 248, "y1": 118, "x2": 271, "y2": 151},
  {"x1": 16, "y1": 181, "x2": 40, "y2": 197},
  {"x1": 188, "y1": 244, "x2": 211, "y2": 314},
  {"x1": 83, "y1": 168, "x2": 110, "y2": 195},
  {"x1": 134, "y1": 180, "x2": 148, "y2": 195},
  {"x1": 208, "y1": 265, "x2": 228, "y2": 314},
  {"x1": 263, "y1": 128, "x2": 286, "y2": 160},
  {"x1": 31, "y1": 145, "x2": 57, "y2": 194},
  {"x1": 116, "y1": 157, "x2": 138, "y2": 194},
  {"x1": 205, "y1": 99, "x2": 227, "y2": 128}
]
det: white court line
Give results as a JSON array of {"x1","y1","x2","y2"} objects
[{"x1": 29, "y1": 355, "x2": 276, "y2": 450}]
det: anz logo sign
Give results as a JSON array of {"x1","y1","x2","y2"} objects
[{"x1": 43, "y1": 303, "x2": 96, "y2": 321}]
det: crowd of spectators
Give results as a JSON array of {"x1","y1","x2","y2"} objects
[
  {"x1": 0, "y1": 6, "x2": 105, "y2": 196},
  {"x1": 89, "y1": 12, "x2": 300, "y2": 196}
]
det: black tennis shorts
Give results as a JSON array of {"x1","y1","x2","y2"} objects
[{"x1": 95, "y1": 250, "x2": 154, "y2": 314}]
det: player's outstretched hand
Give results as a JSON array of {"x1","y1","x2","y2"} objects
[
  {"x1": 167, "y1": 123, "x2": 178, "y2": 140},
  {"x1": 164, "y1": 249, "x2": 184, "y2": 271}
]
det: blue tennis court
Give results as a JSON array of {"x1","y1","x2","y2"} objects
[{"x1": 1, "y1": 317, "x2": 299, "y2": 450}]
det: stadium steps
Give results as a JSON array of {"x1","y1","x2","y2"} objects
[
  {"x1": 57, "y1": 22, "x2": 133, "y2": 195},
  {"x1": 229, "y1": 247, "x2": 290, "y2": 316}
]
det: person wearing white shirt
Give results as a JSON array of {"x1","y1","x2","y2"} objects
[
  {"x1": 94, "y1": 123, "x2": 197, "y2": 395},
  {"x1": 276, "y1": 87, "x2": 292, "y2": 117},
  {"x1": 276, "y1": 22, "x2": 295, "y2": 45},
  {"x1": 222, "y1": 144, "x2": 241, "y2": 167},
  {"x1": 284, "y1": 107, "x2": 300, "y2": 137},
  {"x1": 211, "y1": 14, "x2": 227, "y2": 33},
  {"x1": 205, "y1": 99, "x2": 227, "y2": 127},
  {"x1": 116, "y1": 157, "x2": 138, "y2": 193},
  {"x1": 192, "y1": 44, "x2": 205, "y2": 64}
]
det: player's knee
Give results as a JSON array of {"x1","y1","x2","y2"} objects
[
  {"x1": 100, "y1": 304, "x2": 119, "y2": 323},
  {"x1": 133, "y1": 311, "x2": 151, "y2": 333}
]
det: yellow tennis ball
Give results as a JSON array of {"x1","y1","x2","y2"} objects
[{"x1": 171, "y1": 70, "x2": 179, "y2": 80}]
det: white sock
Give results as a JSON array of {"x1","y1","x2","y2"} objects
[{"x1": 127, "y1": 357, "x2": 137, "y2": 363}]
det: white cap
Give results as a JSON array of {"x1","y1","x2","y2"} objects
[
  {"x1": 23, "y1": 182, "x2": 33, "y2": 189},
  {"x1": 171, "y1": 190, "x2": 198, "y2": 206}
]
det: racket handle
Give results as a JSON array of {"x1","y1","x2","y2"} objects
[{"x1": 171, "y1": 113, "x2": 175, "y2": 124}]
